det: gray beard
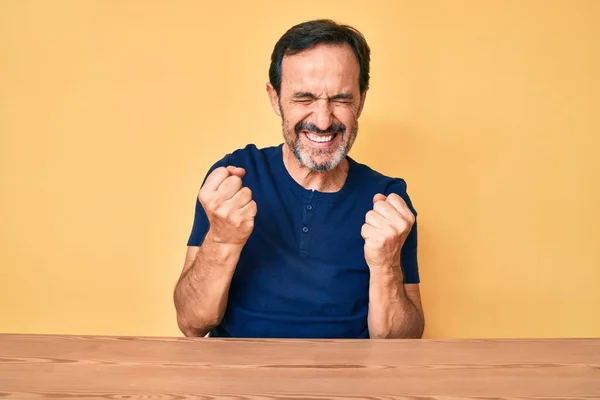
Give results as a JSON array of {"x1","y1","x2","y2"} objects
[
  {"x1": 279, "y1": 104, "x2": 357, "y2": 172},
  {"x1": 289, "y1": 132, "x2": 349, "y2": 172}
]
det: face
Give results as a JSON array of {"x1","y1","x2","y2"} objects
[{"x1": 268, "y1": 44, "x2": 366, "y2": 172}]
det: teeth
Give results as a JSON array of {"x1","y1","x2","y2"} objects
[{"x1": 306, "y1": 133, "x2": 333, "y2": 143}]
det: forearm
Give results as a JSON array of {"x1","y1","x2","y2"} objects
[
  {"x1": 367, "y1": 266, "x2": 424, "y2": 339},
  {"x1": 174, "y1": 233, "x2": 243, "y2": 337}
]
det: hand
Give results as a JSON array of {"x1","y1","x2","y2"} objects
[
  {"x1": 361, "y1": 193, "x2": 415, "y2": 270},
  {"x1": 198, "y1": 166, "x2": 257, "y2": 246}
]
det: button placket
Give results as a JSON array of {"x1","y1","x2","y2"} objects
[{"x1": 298, "y1": 192, "x2": 315, "y2": 256}]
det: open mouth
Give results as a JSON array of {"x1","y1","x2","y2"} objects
[{"x1": 304, "y1": 131, "x2": 337, "y2": 143}]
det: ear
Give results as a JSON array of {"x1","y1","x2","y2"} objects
[
  {"x1": 357, "y1": 89, "x2": 368, "y2": 118},
  {"x1": 266, "y1": 82, "x2": 282, "y2": 117}
]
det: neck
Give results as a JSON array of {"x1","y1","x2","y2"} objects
[{"x1": 282, "y1": 143, "x2": 349, "y2": 193}]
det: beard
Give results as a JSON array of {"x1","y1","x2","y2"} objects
[{"x1": 281, "y1": 114, "x2": 358, "y2": 172}]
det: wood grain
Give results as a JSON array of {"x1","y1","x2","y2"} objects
[{"x1": 0, "y1": 335, "x2": 599, "y2": 399}]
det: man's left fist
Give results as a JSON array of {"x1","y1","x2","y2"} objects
[{"x1": 361, "y1": 193, "x2": 415, "y2": 270}]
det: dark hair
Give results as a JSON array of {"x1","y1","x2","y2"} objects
[{"x1": 269, "y1": 19, "x2": 371, "y2": 96}]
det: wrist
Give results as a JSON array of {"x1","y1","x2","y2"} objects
[
  {"x1": 204, "y1": 230, "x2": 247, "y2": 248},
  {"x1": 369, "y1": 261, "x2": 400, "y2": 274},
  {"x1": 369, "y1": 263, "x2": 405, "y2": 285},
  {"x1": 203, "y1": 231, "x2": 246, "y2": 257}
]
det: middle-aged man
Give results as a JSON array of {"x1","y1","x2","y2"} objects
[{"x1": 174, "y1": 19, "x2": 425, "y2": 339}]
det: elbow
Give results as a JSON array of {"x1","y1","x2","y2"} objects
[
  {"x1": 368, "y1": 325, "x2": 397, "y2": 339},
  {"x1": 176, "y1": 311, "x2": 222, "y2": 337},
  {"x1": 396, "y1": 315, "x2": 425, "y2": 339},
  {"x1": 173, "y1": 289, "x2": 223, "y2": 337},
  {"x1": 371, "y1": 329, "x2": 423, "y2": 340},
  {"x1": 179, "y1": 324, "x2": 208, "y2": 338},
  {"x1": 407, "y1": 315, "x2": 426, "y2": 339},
  {"x1": 413, "y1": 313, "x2": 425, "y2": 338},
  {"x1": 369, "y1": 331, "x2": 390, "y2": 339},
  {"x1": 370, "y1": 315, "x2": 425, "y2": 339}
]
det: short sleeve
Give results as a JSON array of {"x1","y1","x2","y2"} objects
[
  {"x1": 385, "y1": 179, "x2": 420, "y2": 284},
  {"x1": 186, "y1": 154, "x2": 231, "y2": 247}
]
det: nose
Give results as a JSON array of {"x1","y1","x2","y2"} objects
[{"x1": 312, "y1": 99, "x2": 333, "y2": 131}]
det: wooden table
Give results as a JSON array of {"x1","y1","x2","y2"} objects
[{"x1": 0, "y1": 334, "x2": 599, "y2": 399}]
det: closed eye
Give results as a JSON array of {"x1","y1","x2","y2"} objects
[
  {"x1": 330, "y1": 94, "x2": 355, "y2": 104},
  {"x1": 292, "y1": 92, "x2": 316, "y2": 103},
  {"x1": 332, "y1": 98, "x2": 353, "y2": 104},
  {"x1": 291, "y1": 92, "x2": 355, "y2": 105},
  {"x1": 293, "y1": 98, "x2": 315, "y2": 104}
]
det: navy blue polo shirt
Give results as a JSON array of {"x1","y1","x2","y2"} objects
[{"x1": 187, "y1": 143, "x2": 419, "y2": 338}]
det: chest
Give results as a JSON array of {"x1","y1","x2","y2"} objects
[
  {"x1": 227, "y1": 170, "x2": 375, "y2": 317},
  {"x1": 249, "y1": 184, "x2": 371, "y2": 263}
]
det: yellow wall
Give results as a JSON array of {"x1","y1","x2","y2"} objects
[{"x1": 1, "y1": 0, "x2": 598, "y2": 338}]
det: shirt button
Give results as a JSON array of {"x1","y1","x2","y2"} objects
[
  {"x1": 302, "y1": 226, "x2": 309, "y2": 233},
  {"x1": 306, "y1": 204, "x2": 313, "y2": 211}
]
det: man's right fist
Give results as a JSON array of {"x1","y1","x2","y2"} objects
[{"x1": 198, "y1": 166, "x2": 257, "y2": 246}]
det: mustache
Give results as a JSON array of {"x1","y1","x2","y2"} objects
[{"x1": 295, "y1": 121, "x2": 346, "y2": 135}]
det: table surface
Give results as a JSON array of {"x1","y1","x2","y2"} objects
[{"x1": 0, "y1": 334, "x2": 599, "y2": 399}]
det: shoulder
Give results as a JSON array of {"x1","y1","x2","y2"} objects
[
  {"x1": 205, "y1": 143, "x2": 280, "y2": 172},
  {"x1": 349, "y1": 158, "x2": 416, "y2": 216},
  {"x1": 213, "y1": 143, "x2": 280, "y2": 167},
  {"x1": 350, "y1": 157, "x2": 409, "y2": 194}
]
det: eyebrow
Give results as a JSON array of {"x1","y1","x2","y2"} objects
[{"x1": 292, "y1": 91, "x2": 355, "y2": 100}]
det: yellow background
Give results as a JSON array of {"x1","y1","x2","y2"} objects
[{"x1": 1, "y1": 0, "x2": 598, "y2": 338}]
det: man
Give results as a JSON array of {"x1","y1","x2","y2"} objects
[{"x1": 173, "y1": 19, "x2": 424, "y2": 339}]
